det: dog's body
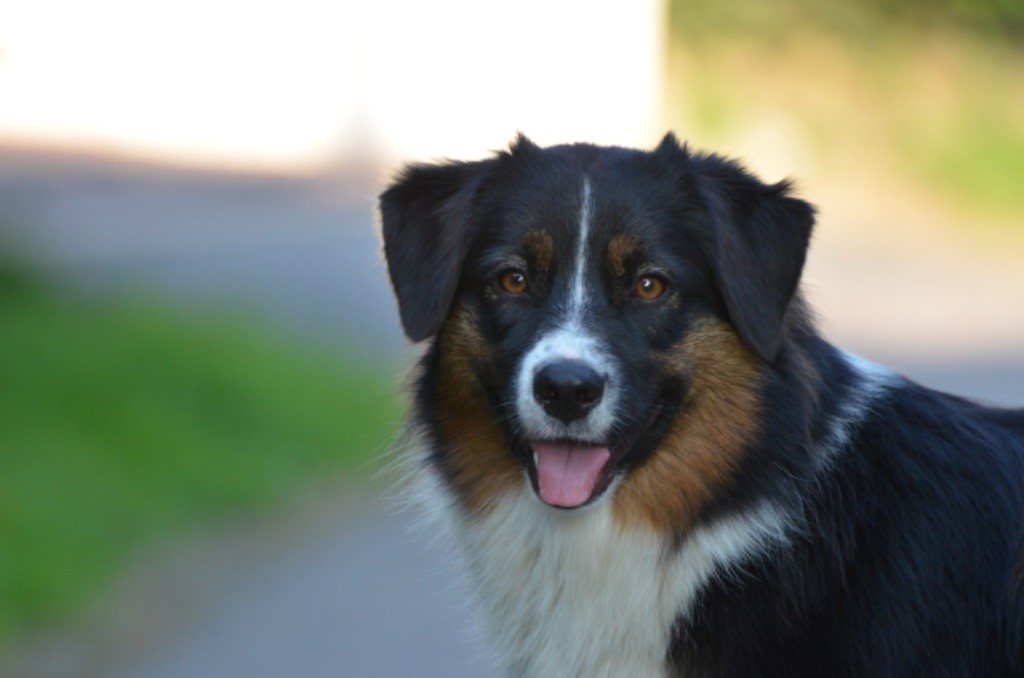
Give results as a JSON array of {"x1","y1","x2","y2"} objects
[{"x1": 380, "y1": 135, "x2": 1024, "y2": 677}]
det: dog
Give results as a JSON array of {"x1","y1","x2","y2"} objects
[{"x1": 379, "y1": 134, "x2": 1024, "y2": 677}]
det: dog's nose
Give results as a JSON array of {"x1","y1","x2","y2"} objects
[{"x1": 533, "y1": 360, "x2": 605, "y2": 424}]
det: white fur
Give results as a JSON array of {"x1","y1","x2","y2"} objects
[
  {"x1": 570, "y1": 178, "x2": 593, "y2": 316},
  {"x1": 813, "y1": 352, "x2": 899, "y2": 470},
  {"x1": 407, "y1": 469, "x2": 790, "y2": 677}
]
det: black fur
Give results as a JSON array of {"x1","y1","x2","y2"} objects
[
  {"x1": 380, "y1": 134, "x2": 1024, "y2": 676},
  {"x1": 692, "y1": 155, "x2": 815, "y2": 361},
  {"x1": 669, "y1": 334, "x2": 1024, "y2": 677},
  {"x1": 380, "y1": 157, "x2": 496, "y2": 341}
]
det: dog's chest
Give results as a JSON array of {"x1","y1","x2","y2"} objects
[{"x1": 456, "y1": 492, "x2": 686, "y2": 678}]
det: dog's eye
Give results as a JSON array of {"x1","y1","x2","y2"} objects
[
  {"x1": 499, "y1": 270, "x2": 529, "y2": 294},
  {"x1": 633, "y1": 275, "x2": 666, "y2": 300}
]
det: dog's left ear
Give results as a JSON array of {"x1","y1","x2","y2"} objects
[
  {"x1": 688, "y1": 149, "x2": 816, "y2": 362},
  {"x1": 380, "y1": 158, "x2": 495, "y2": 342}
]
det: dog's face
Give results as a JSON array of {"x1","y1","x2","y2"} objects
[{"x1": 382, "y1": 134, "x2": 814, "y2": 525}]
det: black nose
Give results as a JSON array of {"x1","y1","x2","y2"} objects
[{"x1": 532, "y1": 360, "x2": 605, "y2": 424}]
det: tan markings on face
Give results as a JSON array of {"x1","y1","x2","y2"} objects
[
  {"x1": 436, "y1": 304, "x2": 521, "y2": 515},
  {"x1": 522, "y1": 230, "x2": 555, "y2": 274},
  {"x1": 612, "y1": 318, "x2": 764, "y2": 532},
  {"x1": 607, "y1": 234, "x2": 641, "y2": 278}
]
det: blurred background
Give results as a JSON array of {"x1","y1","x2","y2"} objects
[{"x1": 1, "y1": 1, "x2": 1022, "y2": 676}]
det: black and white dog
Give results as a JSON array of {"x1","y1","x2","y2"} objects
[{"x1": 380, "y1": 134, "x2": 1024, "y2": 677}]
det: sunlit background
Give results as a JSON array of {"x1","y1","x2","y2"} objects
[
  {"x1": 1, "y1": 1, "x2": 1022, "y2": 675},
  {"x1": 1, "y1": 0, "x2": 663, "y2": 168}
]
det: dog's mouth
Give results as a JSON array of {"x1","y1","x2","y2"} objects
[
  {"x1": 528, "y1": 441, "x2": 614, "y2": 509},
  {"x1": 524, "y1": 398, "x2": 670, "y2": 510}
]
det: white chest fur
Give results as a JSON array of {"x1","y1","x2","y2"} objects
[{"x1": 444, "y1": 486, "x2": 789, "y2": 678}]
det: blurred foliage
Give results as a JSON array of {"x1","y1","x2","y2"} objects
[
  {"x1": 669, "y1": 0, "x2": 1024, "y2": 48},
  {"x1": 0, "y1": 262, "x2": 402, "y2": 642},
  {"x1": 666, "y1": 0, "x2": 1024, "y2": 223}
]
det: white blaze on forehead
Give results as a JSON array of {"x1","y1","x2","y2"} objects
[
  {"x1": 569, "y1": 177, "x2": 594, "y2": 322},
  {"x1": 515, "y1": 176, "x2": 618, "y2": 442}
]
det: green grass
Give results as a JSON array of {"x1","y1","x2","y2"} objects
[{"x1": 0, "y1": 264, "x2": 403, "y2": 642}]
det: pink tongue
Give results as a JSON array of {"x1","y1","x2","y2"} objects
[{"x1": 532, "y1": 442, "x2": 611, "y2": 508}]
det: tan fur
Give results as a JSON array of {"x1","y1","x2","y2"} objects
[
  {"x1": 613, "y1": 318, "x2": 764, "y2": 532},
  {"x1": 522, "y1": 230, "x2": 555, "y2": 274},
  {"x1": 607, "y1": 234, "x2": 641, "y2": 278},
  {"x1": 435, "y1": 305, "x2": 521, "y2": 515}
]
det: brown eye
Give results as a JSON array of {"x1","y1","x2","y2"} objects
[
  {"x1": 499, "y1": 270, "x2": 529, "y2": 294},
  {"x1": 633, "y1": 275, "x2": 666, "y2": 300}
]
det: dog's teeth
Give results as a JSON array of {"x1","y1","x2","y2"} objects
[{"x1": 533, "y1": 452, "x2": 539, "y2": 468}]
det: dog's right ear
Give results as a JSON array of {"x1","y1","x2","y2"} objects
[{"x1": 379, "y1": 158, "x2": 495, "y2": 343}]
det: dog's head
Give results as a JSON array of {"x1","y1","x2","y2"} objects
[{"x1": 381, "y1": 134, "x2": 814, "y2": 524}]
